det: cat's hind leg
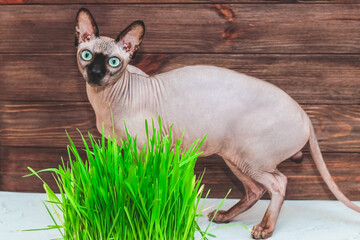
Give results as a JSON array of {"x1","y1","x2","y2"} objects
[
  {"x1": 251, "y1": 169, "x2": 287, "y2": 239},
  {"x1": 208, "y1": 158, "x2": 266, "y2": 223}
]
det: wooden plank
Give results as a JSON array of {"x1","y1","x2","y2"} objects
[
  {"x1": 0, "y1": 54, "x2": 87, "y2": 102},
  {"x1": 0, "y1": 147, "x2": 66, "y2": 192},
  {"x1": 1, "y1": 0, "x2": 359, "y2": 5},
  {"x1": 0, "y1": 102, "x2": 99, "y2": 148},
  {"x1": 196, "y1": 153, "x2": 360, "y2": 200},
  {"x1": 1, "y1": 102, "x2": 360, "y2": 151},
  {"x1": 0, "y1": 0, "x2": 302, "y2": 4},
  {"x1": 2, "y1": 4, "x2": 360, "y2": 53},
  {"x1": 2, "y1": 53, "x2": 360, "y2": 104},
  {"x1": 1, "y1": 147, "x2": 359, "y2": 200},
  {"x1": 303, "y1": 105, "x2": 360, "y2": 152}
]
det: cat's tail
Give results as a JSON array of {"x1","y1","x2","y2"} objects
[{"x1": 308, "y1": 120, "x2": 360, "y2": 213}]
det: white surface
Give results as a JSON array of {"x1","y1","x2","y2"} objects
[{"x1": 0, "y1": 191, "x2": 359, "y2": 240}]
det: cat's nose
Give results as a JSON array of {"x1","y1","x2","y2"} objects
[
  {"x1": 90, "y1": 68, "x2": 103, "y2": 78},
  {"x1": 88, "y1": 68, "x2": 105, "y2": 86}
]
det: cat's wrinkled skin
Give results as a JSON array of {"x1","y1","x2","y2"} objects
[{"x1": 75, "y1": 8, "x2": 360, "y2": 239}]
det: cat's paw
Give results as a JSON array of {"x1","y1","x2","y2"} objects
[
  {"x1": 207, "y1": 210, "x2": 230, "y2": 223},
  {"x1": 251, "y1": 224, "x2": 273, "y2": 239}
]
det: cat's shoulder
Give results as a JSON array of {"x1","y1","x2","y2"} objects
[{"x1": 127, "y1": 65, "x2": 149, "y2": 77}]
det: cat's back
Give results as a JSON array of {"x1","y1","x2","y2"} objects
[
  {"x1": 156, "y1": 65, "x2": 272, "y2": 90},
  {"x1": 155, "y1": 65, "x2": 292, "y2": 104}
]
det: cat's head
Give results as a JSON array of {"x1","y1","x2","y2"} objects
[{"x1": 75, "y1": 8, "x2": 145, "y2": 87}]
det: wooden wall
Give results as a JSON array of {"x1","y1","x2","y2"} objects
[{"x1": 1, "y1": 0, "x2": 360, "y2": 200}]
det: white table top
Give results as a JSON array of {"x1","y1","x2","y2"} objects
[{"x1": 1, "y1": 191, "x2": 359, "y2": 240}]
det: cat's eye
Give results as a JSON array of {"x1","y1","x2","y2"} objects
[
  {"x1": 108, "y1": 57, "x2": 121, "y2": 67},
  {"x1": 81, "y1": 50, "x2": 93, "y2": 61}
]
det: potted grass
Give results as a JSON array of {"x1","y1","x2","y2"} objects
[{"x1": 26, "y1": 119, "x2": 228, "y2": 239}]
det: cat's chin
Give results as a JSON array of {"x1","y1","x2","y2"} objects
[
  {"x1": 86, "y1": 76, "x2": 111, "y2": 88},
  {"x1": 87, "y1": 81, "x2": 105, "y2": 88}
]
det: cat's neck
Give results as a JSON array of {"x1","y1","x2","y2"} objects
[
  {"x1": 86, "y1": 65, "x2": 164, "y2": 114},
  {"x1": 126, "y1": 64, "x2": 149, "y2": 77}
]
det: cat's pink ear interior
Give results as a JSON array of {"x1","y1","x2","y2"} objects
[
  {"x1": 116, "y1": 21, "x2": 145, "y2": 59},
  {"x1": 75, "y1": 8, "x2": 99, "y2": 46}
]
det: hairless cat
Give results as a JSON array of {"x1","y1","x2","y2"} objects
[{"x1": 75, "y1": 8, "x2": 360, "y2": 239}]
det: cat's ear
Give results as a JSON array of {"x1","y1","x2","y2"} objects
[
  {"x1": 116, "y1": 21, "x2": 145, "y2": 59},
  {"x1": 75, "y1": 8, "x2": 99, "y2": 46}
]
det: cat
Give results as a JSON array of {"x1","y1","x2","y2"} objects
[{"x1": 75, "y1": 8, "x2": 360, "y2": 239}]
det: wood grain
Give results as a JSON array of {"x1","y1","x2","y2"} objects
[
  {"x1": 0, "y1": 102, "x2": 99, "y2": 148},
  {"x1": 0, "y1": 102, "x2": 359, "y2": 151},
  {"x1": 0, "y1": 54, "x2": 87, "y2": 102},
  {"x1": 303, "y1": 105, "x2": 360, "y2": 152},
  {"x1": 0, "y1": 147, "x2": 66, "y2": 192},
  {"x1": 2, "y1": 4, "x2": 360, "y2": 53},
  {"x1": 197, "y1": 153, "x2": 360, "y2": 200},
  {"x1": 1, "y1": 0, "x2": 359, "y2": 5},
  {"x1": 2, "y1": 53, "x2": 360, "y2": 104},
  {"x1": 1, "y1": 147, "x2": 359, "y2": 200},
  {"x1": 1, "y1": 1, "x2": 359, "y2": 201}
]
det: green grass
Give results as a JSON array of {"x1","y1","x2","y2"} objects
[{"x1": 25, "y1": 119, "x2": 222, "y2": 240}]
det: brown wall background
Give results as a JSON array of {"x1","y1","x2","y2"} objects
[{"x1": 0, "y1": 0, "x2": 360, "y2": 200}]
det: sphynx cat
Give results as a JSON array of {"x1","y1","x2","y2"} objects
[{"x1": 75, "y1": 8, "x2": 360, "y2": 239}]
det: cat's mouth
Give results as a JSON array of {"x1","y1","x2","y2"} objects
[
  {"x1": 87, "y1": 81, "x2": 103, "y2": 87},
  {"x1": 87, "y1": 78, "x2": 109, "y2": 87},
  {"x1": 84, "y1": 72, "x2": 110, "y2": 87}
]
